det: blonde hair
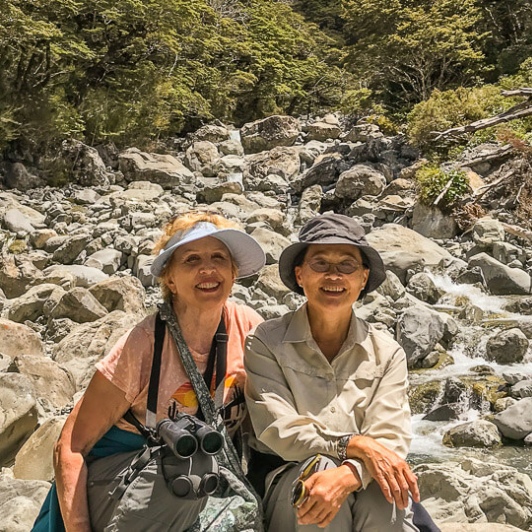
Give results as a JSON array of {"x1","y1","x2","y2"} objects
[{"x1": 153, "y1": 211, "x2": 240, "y2": 301}]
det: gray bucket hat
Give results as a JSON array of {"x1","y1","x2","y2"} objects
[
  {"x1": 151, "y1": 222, "x2": 265, "y2": 279},
  {"x1": 279, "y1": 213, "x2": 386, "y2": 297}
]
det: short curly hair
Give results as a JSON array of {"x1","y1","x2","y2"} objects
[{"x1": 153, "y1": 211, "x2": 240, "y2": 301}]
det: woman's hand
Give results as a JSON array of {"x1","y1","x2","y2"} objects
[
  {"x1": 296, "y1": 465, "x2": 360, "y2": 528},
  {"x1": 348, "y1": 435, "x2": 420, "y2": 510}
]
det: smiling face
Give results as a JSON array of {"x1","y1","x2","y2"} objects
[
  {"x1": 163, "y1": 236, "x2": 236, "y2": 312},
  {"x1": 294, "y1": 244, "x2": 370, "y2": 317}
]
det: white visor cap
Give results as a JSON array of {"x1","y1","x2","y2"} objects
[{"x1": 150, "y1": 222, "x2": 266, "y2": 279}]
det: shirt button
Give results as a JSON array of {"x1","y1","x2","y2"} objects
[{"x1": 330, "y1": 406, "x2": 336, "y2": 413}]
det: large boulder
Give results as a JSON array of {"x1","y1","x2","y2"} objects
[
  {"x1": 485, "y1": 328, "x2": 529, "y2": 364},
  {"x1": 53, "y1": 310, "x2": 141, "y2": 389},
  {"x1": 10, "y1": 355, "x2": 76, "y2": 412},
  {"x1": 468, "y1": 253, "x2": 531, "y2": 295},
  {"x1": 249, "y1": 227, "x2": 291, "y2": 265},
  {"x1": 492, "y1": 397, "x2": 532, "y2": 441},
  {"x1": 88, "y1": 276, "x2": 147, "y2": 315},
  {"x1": 366, "y1": 224, "x2": 457, "y2": 284},
  {"x1": 42, "y1": 265, "x2": 108, "y2": 288},
  {"x1": 13, "y1": 416, "x2": 66, "y2": 481},
  {"x1": 0, "y1": 254, "x2": 44, "y2": 298},
  {"x1": 240, "y1": 115, "x2": 300, "y2": 153},
  {"x1": 396, "y1": 306, "x2": 446, "y2": 366},
  {"x1": 49, "y1": 287, "x2": 108, "y2": 323},
  {"x1": 184, "y1": 141, "x2": 220, "y2": 176},
  {"x1": 118, "y1": 148, "x2": 195, "y2": 188},
  {"x1": 0, "y1": 474, "x2": 50, "y2": 532},
  {"x1": 242, "y1": 146, "x2": 301, "y2": 189},
  {"x1": 412, "y1": 204, "x2": 459, "y2": 239},
  {"x1": 335, "y1": 164, "x2": 387, "y2": 201},
  {"x1": 0, "y1": 319, "x2": 44, "y2": 359},
  {"x1": 0, "y1": 373, "x2": 38, "y2": 466},
  {"x1": 6, "y1": 284, "x2": 64, "y2": 323},
  {"x1": 290, "y1": 153, "x2": 342, "y2": 193},
  {"x1": 415, "y1": 458, "x2": 532, "y2": 529},
  {"x1": 442, "y1": 420, "x2": 502, "y2": 448}
]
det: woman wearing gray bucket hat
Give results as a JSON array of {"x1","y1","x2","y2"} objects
[
  {"x1": 35, "y1": 211, "x2": 266, "y2": 532},
  {"x1": 245, "y1": 213, "x2": 422, "y2": 532}
]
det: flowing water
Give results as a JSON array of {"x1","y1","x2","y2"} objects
[{"x1": 407, "y1": 274, "x2": 532, "y2": 477}]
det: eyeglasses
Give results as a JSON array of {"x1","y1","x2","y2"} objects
[
  {"x1": 291, "y1": 454, "x2": 322, "y2": 507},
  {"x1": 305, "y1": 258, "x2": 365, "y2": 275}
]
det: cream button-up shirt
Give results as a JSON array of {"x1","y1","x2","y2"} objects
[{"x1": 244, "y1": 303, "x2": 412, "y2": 488}]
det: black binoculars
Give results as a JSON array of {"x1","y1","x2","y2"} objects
[
  {"x1": 157, "y1": 414, "x2": 224, "y2": 459},
  {"x1": 157, "y1": 414, "x2": 223, "y2": 499}
]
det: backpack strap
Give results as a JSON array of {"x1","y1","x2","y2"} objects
[{"x1": 123, "y1": 312, "x2": 166, "y2": 439}]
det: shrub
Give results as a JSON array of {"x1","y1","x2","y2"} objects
[{"x1": 415, "y1": 165, "x2": 470, "y2": 210}]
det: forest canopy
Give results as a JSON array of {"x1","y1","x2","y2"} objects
[{"x1": 1, "y1": 0, "x2": 531, "y2": 155}]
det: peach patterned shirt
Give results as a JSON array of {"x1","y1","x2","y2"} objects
[{"x1": 96, "y1": 301, "x2": 263, "y2": 434}]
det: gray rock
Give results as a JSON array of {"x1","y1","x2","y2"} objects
[
  {"x1": 5, "y1": 284, "x2": 61, "y2": 323},
  {"x1": 502, "y1": 371, "x2": 529, "y2": 385},
  {"x1": 3, "y1": 209, "x2": 36, "y2": 235},
  {"x1": 52, "y1": 233, "x2": 92, "y2": 264},
  {"x1": 340, "y1": 123, "x2": 383, "y2": 143},
  {"x1": 10, "y1": 355, "x2": 76, "y2": 412},
  {"x1": 468, "y1": 253, "x2": 531, "y2": 295},
  {"x1": 412, "y1": 204, "x2": 459, "y2": 239},
  {"x1": 0, "y1": 373, "x2": 38, "y2": 465},
  {"x1": 252, "y1": 264, "x2": 292, "y2": 300},
  {"x1": 493, "y1": 397, "x2": 532, "y2": 440},
  {"x1": 197, "y1": 181, "x2": 243, "y2": 203},
  {"x1": 0, "y1": 254, "x2": 44, "y2": 298},
  {"x1": 245, "y1": 208, "x2": 289, "y2": 237},
  {"x1": 3, "y1": 161, "x2": 44, "y2": 191},
  {"x1": 188, "y1": 123, "x2": 231, "y2": 144},
  {"x1": 184, "y1": 141, "x2": 220, "y2": 176},
  {"x1": 133, "y1": 254, "x2": 156, "y2": 287},
  {"x1": 53, "y1": 310, "x2": 140, "y2": 389},
  {"x1": 511, "y1": 379, "x2": 532, "y2": 398},
  {"x1": 366, "y1": 224, "x2": 454, "y2": 284},
  {"x1": 442, "y1": 420, "x2": 502, "y2": 448},
  {"x1": 243, "y1": 147, "x2": 301, "y2": 188},
  {"x1": 50, "y1": 287, "x2": 109, "y2": 323},
  {"x1": 376, "y1": 270, "x2": 406, "y2": 301},
  {"x1": 240, "y1": 115, "x2": 300, "y2": 153},
  {"x1": 249, "y1": 227, "x2": 291, "y2": 265},
  {"x1": 472, "y1": 217, "x2": 505, "y2": 250},
  {"x1": 0, "y1": 474, "x2": 50, "y2": 532},
  {"x1": 493, "y1": 242, "x2": 526, "y2": 266},
  {"x1": 290, "y1": 154, "x2": 342, "y2": 193},
  {"x1": 486, "y1": 328, "x2": 529, "y2": 364},
  {"x1": 305, "y1": 121, "x2": 341, "y2": 142},
  {"x1": 118, "y1": 148, "x2": 195, "y2": 187},
  {"x1": 296, "y1": 184, "x2": 322, "y2": 225},
  {"x1": 406, "y1": 272, "x2": 444, "y2": 304},
  {"x1": 88, "y1": 276, "x2": 146, "y2": 315},
  {"x1": 84, "y1": 248, "x2": 124, "y2": 275},
  {"x1": 493, "y1": 397, "x2": 518, "y2": 413},
  {"x1": 335, "y1": 164, "x2": 386, "y2": 201},
  {"x1": 63, "y1": 140, "x2": 114, "y2": 186},
  {"x1": 415, "y1": 458, "x2": 532, "y2": 529},
  {"x1": 42, "y1": 265, "x2": 108, "y2": 288},
  {"x1": 30, "y1": 229, "x2": 58, "y2": 250},
  {"x1": 13, "y1": 416, "x2": 66, "y2": 481},
  {"x1": 0, "y1": 319, "x2": 44, "y2": 359},
  {"x1": 396, "y1": 306, "x2": 446, "y2": 366}
]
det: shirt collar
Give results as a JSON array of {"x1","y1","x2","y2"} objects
[{"x1": 283, "y1": 303, "x2": 370, "y2": 348}]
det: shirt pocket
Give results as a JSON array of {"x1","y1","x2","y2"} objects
[{"x1": 337, "y1": 364, "x2": 385, "y2": 412}]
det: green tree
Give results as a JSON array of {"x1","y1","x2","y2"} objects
[{"x1": 342, "y1": 0, "x2": 488, "y2": 104}]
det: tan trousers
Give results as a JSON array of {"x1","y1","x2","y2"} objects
[{"x1": 263, "y1": 457, "x2": 419, "y2": 532}]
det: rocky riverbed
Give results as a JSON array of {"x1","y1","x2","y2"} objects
[{"x1": 1, "y1": 115, "x2": 531, "y2": 531}]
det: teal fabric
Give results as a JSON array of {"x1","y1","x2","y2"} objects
[{"x1": 31, "y1": 426, "x2": 145, "y2": 532}]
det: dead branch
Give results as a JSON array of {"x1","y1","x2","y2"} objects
[
  {"x1": 471, "y1": 169, "x2": 515, "y2": 199},
  {"x1": 459, "y1": 145, "x2": 514, "y2": 168},
  {"x1": 431, "y1": 88, "x2": 532, "y2": 140},
  {"x1": 502, "y1": 88, "x2": 532, "y2": 97},
  {"x1": 500, "y1": 222, "x2": 532, "y2": 243},
  {"x1": 433, "y1": 177, "x2": 454, "y2": 206}
]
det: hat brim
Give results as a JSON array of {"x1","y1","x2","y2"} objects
[
  {"x1": 151, "y1": 225, "x2": 265, "y2": 279},
  {"x1": 279, "y1": 240, "x2": 386, "y2": 298}
]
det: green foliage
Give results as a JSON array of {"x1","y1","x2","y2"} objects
[
  {"x1": 342, "y1": 0, "x2": 488, "y2": 104},
  {"x1": 415, "y1": 166, "x2": 470, "y2": 209}
]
